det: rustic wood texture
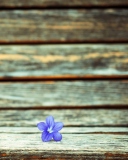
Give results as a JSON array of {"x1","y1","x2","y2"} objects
[
  {"x1": 0, "y1": 0, "x2": 128, "y2": 8},
  {"x1": 0, "y1": 133, "x2": 128, "y2": 159},
  {"x1": 0, "y1": 1, "x2": 128, "y2": 160},
  {"x1": 0, "y1": 81, "x2": 128, "y2": 108},
  {"x1": 0, "y1": 9, "x2": 128, "y2": 43},
  {"x1": 0, "y1": 44, "x2": 128, "y2": 79},
  {"x1": 0, "y1": 127, "x2": 128, "y2": 134},
  {"x1": 0, "y1": 109, "x2": 127, "y2": 127}
]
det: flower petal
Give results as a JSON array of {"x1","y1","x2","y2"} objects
[
  {"x1": 53, "y1": 122, "x2": 63, "y2": 132},
  {"x1": 41, "y1": 131, "x2": 53, "y2": 142},
  {"x1": 46, "y1": 115, "x2": 55, "y2": 128},
  {"x1": 53, "y1": 132, "x2": 62, "y2": 141},
  {"x1": 37, "y1": 122, "x2": 47, "y2": 131}
]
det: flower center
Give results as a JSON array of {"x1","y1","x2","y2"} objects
[{"x1": 47, "y1": 127, "x2": 53, "y2": 133}]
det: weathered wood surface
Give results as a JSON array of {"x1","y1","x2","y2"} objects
[
  {"x1": 0, "y1": 133, "x2": 128, "y2": 159},
  {"x1": 0, "y1": 10, "x2": 128, "y2": 43},
  {"x1": 1, "y1": 0, "x2": 128, "y2": 7},
  {"x1": 0, "y1": 127, "x2": 128, "y2": 134},
  {"x1": 0, "y1": 109, "x2": 127, "y2": 127},
  {"x1": 0, "y1": 81, "x2": 128, "y2": 108},
  {"x1": 0, "y1": 44, "x2": 128, "y2": 79}
]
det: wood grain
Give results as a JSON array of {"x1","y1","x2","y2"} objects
[
  {"x1": 0, "y1": 9, "x2": 128, "y2": 43},
  {"x1": 0, "y1": 133, "x2": 128, "y2": 159},
  {"x1": 0, "y1": 81, "x2": 128, "y2": 108},
  {"x1": 0, "y1": 127, "x2": 128, "y2": 134},
  {"x1": 0, "y1": 0, "x2": 128, "y2": 8},
  {"x1": 0, "y1": 44, "x2": 128, "y2": 79},
  {"x1": 0, "y1": 109, "x2": 127, "y2": 127}
]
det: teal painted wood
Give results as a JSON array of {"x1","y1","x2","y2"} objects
[
  {"x1": 0, "y1": 81, "x2": 128, "y2": 108},
  {"x1": 0, "y1": 45, "x2": 127, "y2": 78},
  {"x1": 0, "y1": 109, "x2": 127, "y2": 127},
  {"x1": 0, "y1": 10, "x2": 128, "y2": 43},
  {"x1": 0, "y1": 132, "x2": 128, "y2": 159}
]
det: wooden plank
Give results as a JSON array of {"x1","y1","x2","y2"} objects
[
  {"x1": 0, "y1": 81, "x2": 128, "y2": 108},
  {"x1": 0, "y1": 44, "x2": 128, "y2": 79},
  {"x1": 0, "y1": 0, "x2": 128, "y2": 8},
  {"x1": 0, "y1": 109, "x2": 127, "y2": 127},
  {"x1": 0, "y1": 9, "x2": 128, "y2": 43},
  {"x1": 0, "y1": 133, "x2": 128, "y2": 159},
  {"x1": 0, "y1": 127, "x2": 128, "y2": 134}
]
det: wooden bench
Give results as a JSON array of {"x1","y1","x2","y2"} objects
[{"x1": 0, "y1": 1, "x2": 128, "y2": 159}]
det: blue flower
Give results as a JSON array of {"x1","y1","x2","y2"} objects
[{"x1": 37, "y1": 115, "x2": 63, "y2": 142}]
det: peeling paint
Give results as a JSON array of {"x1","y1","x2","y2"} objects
[
  {"x1": 0, "y1": 54, "x2": 29, "y2": 61},
  {"x1": 33, "y1": 55, "x2": 81, "y2": 63}
]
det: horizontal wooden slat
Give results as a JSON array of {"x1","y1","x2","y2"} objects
[
  {"x1": 0, "y1": 133, "x2": 128, "y2": 159},
  {"x1": 0, "y1": 9, "x2": 128, "y2": 43},
  {"x1": 0, "y1": 81, "x2": 128, "y2": 108},
  {"x1": 0, "y1": 44, "x2": 128, "y2": 79},
  {"x1": 0, "y1": 0, "x2": 128, "y2": 8},
  {"x1": 0, "y1": 109, "x2": 127, "y2": 127},
  {"x1": 0, "y1": 127, "x2": 128, "y2": 134}
]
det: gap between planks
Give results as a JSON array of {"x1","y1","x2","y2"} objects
[
  {"x1": 1, "y1": 40, "x2": 128, "y2": 44},
  {"x1": 0, "y1": 75, "x2": 128, "y2": 82},
  {"x1": 0, "y1": 0, "x2": 128, "y2": 8},
  {"x1": 1, "y1": 6, "x2": 128, "y2": 10},
  {"x1": 0, "y1": 105, "x2": 128, "y2": 110}
]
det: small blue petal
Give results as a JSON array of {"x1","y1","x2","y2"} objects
[
  {"x1": 53, "y1": 132, "x2": 62, "y2": 141},
  {"x1": 53, "y1": 122, "x2": 63, "y2": 132},
  {"x1": 41, "y1": 131, "x2": 53, "y2": 142},
  {"x1": 46, "y1": 116, "x2": 55, "y2": 128},
  {"x1": 37, "y1": 122, "x2": 47, "y2": 131}
]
